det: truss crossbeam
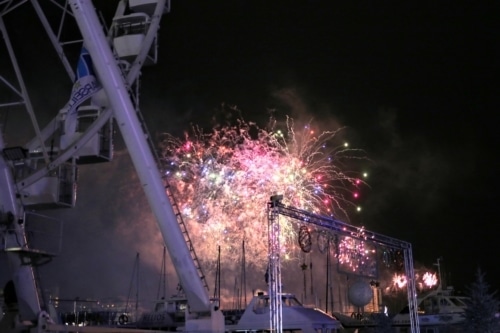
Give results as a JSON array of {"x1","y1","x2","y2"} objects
[{"x1": 269, "y1": 199, "x2": 420, "y2": 333}]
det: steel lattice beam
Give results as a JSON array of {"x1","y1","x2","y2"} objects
[{"x1": 268, "y1": 197, "x2": 420, "y2": 333}]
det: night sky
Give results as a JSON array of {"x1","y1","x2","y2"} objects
[
  {"x1": 141, "y1": 0, "x2": 499, "y2": 292},
  {"x1": 1, "y1": 0, "x2": 498, "y2": 307}
]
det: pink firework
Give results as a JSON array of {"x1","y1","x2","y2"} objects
[{"x1": 158, "y1": 116, "x2": 368, "y2": 270}]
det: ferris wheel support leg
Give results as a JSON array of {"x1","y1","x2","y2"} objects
[
  {"x1": 0, "y1": 135, "x2": 42, "y2": 326},
  {"x1": 67, "y1": 3, "x2": 224, "y2": 332}
]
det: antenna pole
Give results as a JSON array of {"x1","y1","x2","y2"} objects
[{"x1": 434, "y1": 257, "x2": 443, "y2": 290}]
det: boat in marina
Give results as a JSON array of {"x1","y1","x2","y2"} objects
[
  {"x1": 126, "y1": 294, "x2": 188, "y2": 331},
  {"x1": 391, "y1": 286, "x2": 468, "y2": 332},
  {"x1": 119, "y1": 291, "x2": 343, "y2": 333},
  {"x1": 224, "y1": 292, "x2": 343, "y2": 333},
  {"x1": 332, "y1": 285, "x2": 469, "y2": 333}
]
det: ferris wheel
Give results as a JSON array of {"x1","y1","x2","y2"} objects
[{"x1": 0, "y1": 2, "x2": 229, "y2": 333}]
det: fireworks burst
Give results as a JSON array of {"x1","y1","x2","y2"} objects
[
  {"x1": 392, "y1": 274, "x2": 408, "y2": 289},
  {"x1": 158, "y1": 115, "x2": 368, "y2": 270},
  {"x1": 421, "y1": 272, "x2": 438, "y2": 288},
  {"x1": 336, "y1": 233, "x2": 378, "y2": 277},
  {"x1": 387, "y1": 271, "x2": 439, "y2": 293}
]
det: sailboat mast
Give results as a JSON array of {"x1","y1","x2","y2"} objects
[
  {"x1": 157, "y1": 246, "x2": 167, "y2": 299},
  {"x1": 214, "y1": 245, "x2": 221, "y2": 303},
  {"x1": 136, "y1": 252, "x2": 140, "y2": 320},
  {"x1": 325, "y1": 244, "x2": 330, "y2": 313},
  {"x1": 242, "y1": 240, "x2": 247, "y2": 307},
  {"x1": 125, "y1": 252, "x2": 140, "y2": 318},
  {"x1": 434, "y1": 257, "x2": 443, "y2": 290}
]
